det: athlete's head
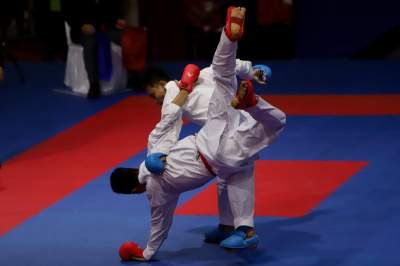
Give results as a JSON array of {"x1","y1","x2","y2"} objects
[
  {"x1": 142, "y1": 68, "x2": 171, "y2": 105},
  {"x1": 110, "y1": 168, "x2": 146, "y2": 194}
]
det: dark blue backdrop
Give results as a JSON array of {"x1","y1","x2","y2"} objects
[{"x1": 295, "y1": 0, "x2": 400, "y2": 57}]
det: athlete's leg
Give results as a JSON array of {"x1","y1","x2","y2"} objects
[
  {"x1": 196, "y1": 7, "x2": 246, "y2": 160},
  {"x1": 219, "y1": 165, "x2": 259, "y2": 249},
  {"x1": 217, "y1": 177, "x2": 235, "y2": 227},
  {"x1": 204, "y1": 176, "x2": 236, "y2": 244},
  {"x1": 225, "y1": 167, "x2": 255, "y2": 229},
  {"x1": 218, "y1": 91, "x2": 286, "y2": 167},
  {"x1": 206, "y1": 6, "x2": 246, "y2": 119},
  {"x1": 235, "y1": 95, "x2": 286, "y2": 158}
]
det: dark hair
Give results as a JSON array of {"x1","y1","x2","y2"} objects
[
  {"x1": 110, "y1": 168, "x2": 140, "y2": 194},
  {"x1": 141, "y1": 67, "x2": 171, "y2": 90}
]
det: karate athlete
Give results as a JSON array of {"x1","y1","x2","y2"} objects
[
  {"x1": 142, "y1": 41, "x2": 272, "y2": 247},
  {"x1": 111, "y1": 6, "x2": 286, "y2": 261}
]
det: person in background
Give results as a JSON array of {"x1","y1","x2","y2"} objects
[
  {"x1": 62, "y1": 0, "x2": 127, "y2": 98},
  {"x1": 0, "y1": 2, "x2": 19, "y2": 81},
  {"x1": 182, "y1": 0, "x2": 226, "y2": 60},
  {"x1": 33, "y1": 0, "x2": 67, "y2": 61}
]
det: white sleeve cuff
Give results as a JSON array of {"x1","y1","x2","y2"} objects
[{"x1": 143, "y1": 247, "x2": 154, "y2": 261}]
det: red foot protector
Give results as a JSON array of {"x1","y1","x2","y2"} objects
[
  {"x1": 236, "y1": 80, "x2": 257, "y2": 109},
  {"x1": 175, "y1": 160, "x2": 368, "y2": 218},
  {"x1": 224, "y1": 6, "x2": 245, "y2": 42}
]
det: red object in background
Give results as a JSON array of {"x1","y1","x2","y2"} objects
[
  {"x1": 182, "y1": 0, "x2": 225, "y2": 32},
  {"x1": 263, "y1": 95, "x2": 400, "y2": 115},
  {"x1": 176, "y1": 160, "x2": 368, "y2": 218},
  {"x1": 257, "y1": 0, "x2": 292, "y2": 25},
  {"x1": 121, "y1": 26, "x2": 148, "y2": 72}
]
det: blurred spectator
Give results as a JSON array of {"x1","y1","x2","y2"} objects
[
  {"x1": 33, "y1": 0, "x2": 67, "y2": 61},
  {"x1": 62, "y1": 0, "x2": 128, "y2": 98},
  {"x1": 0, "y1": 1, "x2": 22, "y2": 81},
  {"x1": 257, "y1": 0, "x2": 292, "y2": 26},
  {"x1": 180, "y1": 0, "x2": 295, "y2": 60},
  {"x1": 252, "y1": 0, "x2": 295, "y2": 59},
  {"x1": 182, "y1": 0, "x2": 226, "y2": 60},
  {"x1": 121, "y1": 0, "x2": 148, "y2": 89},
  {"x1": 139, "y1": 1, "x2": 186, "y2": 60}
]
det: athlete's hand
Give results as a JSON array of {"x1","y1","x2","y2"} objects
[
  {"x1": 178, "y1": 64, "x2": 200, "y2": 93},
  {"x1": 252, "y1": 65, "x2": 271, "y2": 85},
  {"x1": 252, "y1": 69, "x2": 266, "y2": 85}
]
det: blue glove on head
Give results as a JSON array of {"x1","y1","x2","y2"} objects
[
  {"x1": 253, "y1": 65, "x2": 272, "y2": 83},
  {"x1": 145, "y1": 152, "x2": 167, "y2": 175}
]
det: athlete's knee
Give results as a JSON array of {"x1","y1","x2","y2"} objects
[{"x1": 269, "y1": 108, "x2": 286, "y2": 133}]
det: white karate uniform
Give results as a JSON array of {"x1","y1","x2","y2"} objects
[
  {"x1": 147, "y1": 59, "x2": 254, "y2": 154},
  {"x1": 139, "y1": 31, "x2": 286, "y2": 260},
  {"x1": 147, "y1": 58, "x2": 256, "y2": 232}
]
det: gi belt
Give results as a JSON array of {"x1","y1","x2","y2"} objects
[{"x1": 198, "y1": 151, "x2": 216, "y2": 176}]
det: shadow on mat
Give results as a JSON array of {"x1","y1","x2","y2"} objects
[{"x1": 151, "y1": 210, "x2": 332, "y2": 264}]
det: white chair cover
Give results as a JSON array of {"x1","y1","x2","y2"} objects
[{"x1": 64, "y1": 22, "x2": 127, "y2": 95}]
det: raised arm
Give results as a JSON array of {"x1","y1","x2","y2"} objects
[
  {"x1": 143, "y1": 197, "x2": 179, "y2": 260},
  {"x1": 147, "y1": 102, "x2": 183, "y2": 155},
  {"x1": 147, "y1": 64, "x2": 200, "y2": 155},
  {"x1": 147, "y1": 89, "x2": 190, "y2": 154}
]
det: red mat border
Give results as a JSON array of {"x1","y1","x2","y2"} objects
[
  {"x1": 1, "y1": 94, "x2": 398, "y2": 236},
  {"x1": 263, "y1": 94, "x2": 400, "y2": 115}
]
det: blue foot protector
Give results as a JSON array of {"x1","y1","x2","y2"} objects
[
  {"x1": 204, "y1": 228, "x2": 233, "y2": 244},
  {"x1": 220, "y1": 230, "x2": 259, "y2": 249}
]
